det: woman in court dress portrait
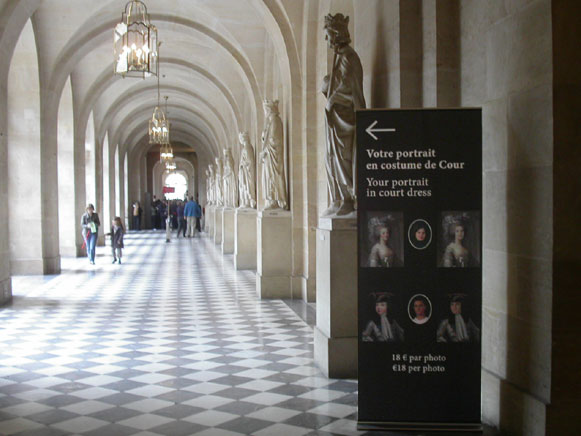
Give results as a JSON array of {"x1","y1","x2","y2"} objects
[
  {"x1": 440, "y1": 213, "x2": 480, "y2": 268},
  {"x1": 367, "y1": 215, "x2": 402, "y2": 268}
]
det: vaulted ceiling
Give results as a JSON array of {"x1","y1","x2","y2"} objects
[{"x1": 25, "y1": 0, "x2": 299, "y2": 164}]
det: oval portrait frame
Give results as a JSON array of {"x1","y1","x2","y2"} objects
[
  {"x1": 408, "y1": 293, "x2": 432, "y2": 325},
  {"x1": 408, "y1": 218, "x2": 433, "y2": 250}
]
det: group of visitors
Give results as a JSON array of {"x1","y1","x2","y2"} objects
[
  {"x1": 80, "y1": 204, "x2": 124, "y2": 265},
  {"x1": 80, "y1": 195, "x2": 202, "y2": 265},
  {"x1": 173, "y1": 196, "x2": 202, "y2": 237},
  {"x1": 151, "y1": 196, "x2": 167, "y2": 230}
]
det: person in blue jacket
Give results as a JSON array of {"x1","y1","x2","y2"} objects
[{"x1": 184, "y1": 196, "x2": 201, "y2": 237}]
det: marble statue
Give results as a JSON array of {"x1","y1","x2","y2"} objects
[
  {"x1": 214, "y1": 157, "x2": 223, "y2": 207},
  {"x1": 237, "y1": 132, "x2": 257, "y2": 209},
  {"x1": 205, "y1": 168, "x2": 211, "y2": 205},
  {"x1": 260, "y1": 99, "x2": 287, "y2": 210},
  {"x1": 210, "y1": 167, "x2": 216, "y2": 205},
  {"x1": 321, "y1": 13, "x2": 366, "y2": 217},
  {"x1": 223, "y1": 148, "x2": 238, "y2": 208}
]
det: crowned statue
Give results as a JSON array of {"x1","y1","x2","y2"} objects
[{"x1": 321, "y1": 13, "x2": 366, "y2": 217}]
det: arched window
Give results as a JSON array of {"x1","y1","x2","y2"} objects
[{"x1": 163, "y1": 172, "x2": 188, "y2": 200}]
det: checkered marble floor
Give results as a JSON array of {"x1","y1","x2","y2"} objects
[{"x1": 0, "y1": 230, "x2": 364, "y2": 436}]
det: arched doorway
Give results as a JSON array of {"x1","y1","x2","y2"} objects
[{"x1": 163, "y1": 172, "x2": 188, "y2": 200}]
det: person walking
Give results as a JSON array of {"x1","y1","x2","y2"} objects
[
  {"x1": 109, "y1": 217, "x2": 125, "y2": 264},
  {"x1": 81, "y1": 204, "x2": 100, "y2": 264},
  {"x1": 184, "y1": 196, "x2": 196, "y2": 237},
  {"x1": 132, "y1": 201, "x2": 142, "y2": 230},
  {"x1": 176, "y1": 200, "x2": 187, "y2": 238},
  {"x1": 194, "y1": 196, "x2": 202, "y2": 236},
  {"x1": 170, "y1": 200, "x2": 178, "y2": 229}
]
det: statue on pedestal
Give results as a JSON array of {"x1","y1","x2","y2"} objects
[
  {"x1": 238, "y1": 131, "x2": 257, "y2": 209},
  {"x1": 321, "y1": 13, "x2": 366, "y2": 217},
  {"x1": 205, "y1": 168, "x2": 212, "y2": 205},
  {"x1": 208, "y1": 164, "x2": 215, "y2": 205},
  {"x1": 223, "y1": 148, "x2": 238, "y2": 208},
  {"x1": 214, "y1": 157, "x2": 223, "y2": 207},
  {"x1": 260, "y1": 99, "x2": 288, "y2": 210}
]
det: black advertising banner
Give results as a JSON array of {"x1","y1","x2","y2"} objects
[{"x1": 356, "y1": 109, "x2": 482, "y2": 431}]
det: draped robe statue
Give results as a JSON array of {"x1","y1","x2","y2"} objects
[
  {"x1": 260, "y1": 100, "x2": 288, "y2": 210},
  {"x1": 237, "y1": 132, "x2": 257, "y2": 209},
  {"x1": 223, "y1": 148, "x2": 238, "y2": 208},
  {"x1": 205, "y1": 168, "x2": 212, "y2": 205},
  {"x1": 208, "y1": 164, "x2": 215, "y2": 205},
  {"x1": 321, "y1": 13, "x2": 366, "y2": 217},
  {"x1": 214, "y1": 157, "x2": 223, "y2": 207}
]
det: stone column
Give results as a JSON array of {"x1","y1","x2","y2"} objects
[
  {"x1": 235, "y1": 208, "x2": 257, "y2": 270},
  {"x1": 221, "y1": 207, "x2": 235, "y2": 254},
  {"x1": 314, "y1": 216, "x2": 357, "y2": 378},
  {"x1": 256, "y1": 210, "x2": 292, "y2": 298},
  {"x1": 213, "y1": 206, "x2": 223, "y2": 245}
]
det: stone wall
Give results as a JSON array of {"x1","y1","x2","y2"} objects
[
  {"x1": 350, "y1": 0, "x2": 553, "y2": 433},
  {"x1": 547, "y1": 1, "x2": 581, "y2": 433},
  {"x1": 461, "y1": 1, "x2": 553, "y2": 434}
]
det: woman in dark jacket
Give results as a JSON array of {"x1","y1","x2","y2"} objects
[{"x1": 81, "y1": 204, "x2": 100, "y2": 264}]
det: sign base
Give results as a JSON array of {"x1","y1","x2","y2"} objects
[{"x1": 358, "y1": 421, "x2": 482, "y2": 432}]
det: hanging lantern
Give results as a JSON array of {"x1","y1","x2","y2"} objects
[
  {"x1": 149, "y1": 107, "x2": 170, "y2": 144},
  {"x1": 160, "y1": 143, "x2": 174, "y2": 162},
  {"x1": 114, "y1": 0, "x2": 158, "y2": 78},
  {"x1": 149, "y1": 95, "x2": 170, "y2": 144},
  {"x1": 165, "y1": 158, "x2": 177, "y2": 172}
]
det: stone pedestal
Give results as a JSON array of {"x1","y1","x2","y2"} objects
[
  {"x1": 221, "y1": 208, "x2": 235, "y2": 254},
  {"x1": 1, "y1": 277, "x2": 12, "y2": 305},
  {"x1": 235, "y1": 208, "x2": 257, "y2": 270},
  {"x1": 256, "y1": 210, "x2": 292, "y2": 298},
  {"x1": 314, "y1": 216, "x2": 358, "y2": 378},
  {"x1": 205, "y1": 205, "x2": 214, "y2": 234},
  {"x1": 213, "y1": 207, "x2": 223, "y2": 245}
]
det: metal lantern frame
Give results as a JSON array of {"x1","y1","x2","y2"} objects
[
  {"x1": 160, "y1": 143, "x2": 174, "y2": 162},
  {"x1": 158, "y1": 97, "x2": 173, "y2": 161},
  {"x1": 149, "y1": 92, "x2": 170, "y2": 145},
  {"x1": 114, "y1": 0, "x2": 158, "y2": 78},
  {"x1": 165, "y1": 157, "x2": 177, "y2": 172}
]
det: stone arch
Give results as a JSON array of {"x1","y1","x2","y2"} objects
[
  {"x1": 122, "y1": 122, "x2": 215, "y2": 168},
  {"x1": 114, "y1": 143, "x2": 121, "y2": 218},
  {"x1": 0, "y1": 0, "x2": 43, "y2": 303},
  {"x1": 162, "y1": 171, "x2": 188, "y2": 200},
  {"x1": 93, "y1": 82, "x2": 233, "y2": 157},
  {"x1": 85, "y1": 111, "x2": 96, "y2": 206},
  {"x1": 57, "y1": 76, "x2": 76, "y2": 257},
  {"x1": 124, "y1": 155, "x2": 129, "y2": 229},
  {"x1": 7, "y1": 19, "x2": 44, "y2": 275},
  {"x1": 38, "y1": 6, "x2": 271, "y2": 251},
  {"x1": 46, "y1": 12, "x2": 262, "y2": 146},
  {"x1": 153, "y1": 155, "x2": 198, "y2": 201},
  {"x1": 79, "y1": 59, "x2": 242, "y2": 158},
  {"x1": 110, "y1": 103, "x2": 223, "y2": 159},
  {"x1": 101, "y1": 131, "x2": 111, "y2": 238}
]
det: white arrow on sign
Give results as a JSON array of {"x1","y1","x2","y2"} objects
[{"x1": 365, "y1": 120, "x2": 396, "y2": 140}]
